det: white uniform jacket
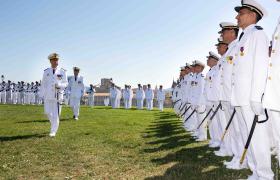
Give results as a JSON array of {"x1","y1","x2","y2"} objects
[
  {"x1": 219, "y1": 40, "x2": 238, "y2": 102},
  {"x1": 157, "y1": 90, "x2": 166, "y2": 101},
  {"x1": 136, "y1": 88, "x2": 145, "y2": 100},
  {"x1": 68, "y1": 76, "x2": 85, "y2": 98},
  {"x1": 40, "y1": 67, "x2": 68, "y2": 102},
  {"x1": 145, "y1": 88, "x2": 154, "y2": 100},
  {"x1": 263, "y1": 17, "x2": 280, "y2": 111},
  {"x1": 231, "y1": 24, "x2": 269, "y2": 106}
]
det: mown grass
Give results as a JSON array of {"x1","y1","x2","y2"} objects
[{"x1": 0, "y1": 104, "x2": 266, "y2": 179}]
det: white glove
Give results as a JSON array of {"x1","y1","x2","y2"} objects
[
  {"x1": 250, "y1": 101, "x2": 264, "y2": 115},
  {"x1": 55, "y1": 83, "x2": 61, "y2": 89}
]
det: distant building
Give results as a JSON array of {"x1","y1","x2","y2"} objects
[{"x1": 95, "y1": 78, "x2": 120, "y2": 93}]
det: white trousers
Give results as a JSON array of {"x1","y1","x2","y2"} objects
[
  {"x1": 218, "y1": 101, "x2": 233, "y2": 155},
  {"x1": 146, "y1": 99, "x2": 153, "y2": 110},
  {"x1": 44, "y1": 100, "x2": 60, "y2": 134},
  {"x1": 268, "y1": 110, "x2": 280, "y2": 165},
  {"x1": 0, "y1": 92, "x2": 6, "y2": 104},
  {"x1": 128, "y1": 99, "x2": 132, "y2": 108},
  {"x1": 88, "y1": 96, "x2": 94, "y2": 107},
  {"x1": 158, "y1": 100, "x2": 164, "y2": 111},
  {"x1": 137, "y1": 99, "x2": 144, "y2": 109},
  {"x1": 110, "y1": 98, "x2": 117, "y2": 108},
  {"x1": 70, "y1": 97, "x2": 81, "y2": 117},
  {"x1": 196, "y1": 105, "x2": 207, "y2": 140},
  {"x1": 124, "y1": 99, "x2": 129, "y2": 109},
  {"x1": 235, "y1": 106, "x2": 273, "y2": 180},
  {"x1": 222, "y1": 102, "x2": 243, "y2": 162}
]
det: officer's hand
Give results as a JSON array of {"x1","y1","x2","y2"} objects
[{"x1": 250, "y1": 101, "x2": 264, "y2": 115}]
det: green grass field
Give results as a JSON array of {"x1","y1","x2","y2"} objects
[{"x1": 1, "y1": 104, "x2": 273, "y2": 179}]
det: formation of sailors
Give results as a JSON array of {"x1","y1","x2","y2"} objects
[
  {"x1": 0, "y1": 80, "x2": 42, "y2": 105},
  {"x1": 172, "y1": 0, "x2": 280, "y2": 179},
  {"x1": 109, "y1": 83, "x2": 166, "y2": 111}
]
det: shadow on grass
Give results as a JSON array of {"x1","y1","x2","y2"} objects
[
  {"x1": 16, "y1": 118, "x2": 70, "y2": 124},
  {"x1": 0, "y1": 134, "x2": 46, "y2": 142},
  {"x1": 143, "y1": 111, "x2": 250, "y2": 180}
]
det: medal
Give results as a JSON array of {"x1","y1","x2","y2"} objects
[
  {"x1": 227, "y1": 56, "x2": 233, "y2": 64},
  {"x1": 240, "y1": 47, "x2": 244, "y2": 56}
]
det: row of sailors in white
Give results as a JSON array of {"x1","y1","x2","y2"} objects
[
  {"x1": 173, "y1": 0, "x2": 280, "y2": 179},
  {"x1": 109, "y1": 83, "x2": 166, "y2": 111},
  {"x1": 0, "y1": 81, "x2": 42, "y2": 105}
]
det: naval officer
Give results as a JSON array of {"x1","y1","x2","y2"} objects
[
  {"x1": 40, "y1": 53, "x2": 68, "y2": 137},
  {"x1": 68, "y1": 67, "x2": 85, "y2": 120},
  {"x1": 231, "y1": 1, "x2": 273, "y2": 179}
]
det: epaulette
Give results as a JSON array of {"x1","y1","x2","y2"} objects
[
  {"x1": 61, "y1": 68, "x2": 67, "y2": 71},
  {"x1": 44, "y1": 68, "x2": 49, "y2": 71},
  {"x1": 255, "y1": 26, "x2": 263, "y2": 30},
  {"x1": 201, "y1": 74, "x2": 204, "y2": 77}
]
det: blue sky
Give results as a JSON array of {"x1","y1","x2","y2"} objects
[{"x1": 0, "y1": 0, "x2": 279, "y2": 88}]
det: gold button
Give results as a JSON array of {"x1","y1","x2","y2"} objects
[
  {"x1": 270, "y1": 63, "x2": 272, "y2": 67},
  {"x1": 272, "y1": 50, "x2": 275, "y2": 53},
  {"x1": 275, "y1": 36, "x2": 278, "y2": 40},
  {"x1": 268, "y1": 77, "x2": 272, "y2": 80}
]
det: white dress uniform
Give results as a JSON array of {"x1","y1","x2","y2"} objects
[
  {"x1": 182, "y1": 73, "x2": 193, "y2": 129},
  {"x1": 211, "y1": 58, "x2": 233, "y2": 157},
  {"x1": 123, "y1": 88, "x2": 130, "y2": 109},
  {"x1": 156, "y1": 89, "x2": 165, "y2": 111},
  {"x1": 192, "y1": 72, "x2": 207, "y2": 141},
  {"x1": 145, "y1": 88, "x2": 154, "y2": 110},
  {"x1": 128, "y1": 88, "x2": 133, "y2": 108},
  {"x1": 109, "y1": 87, "x2": 118, "y2": 108},
  {"x1": 185, "y1": 73, "x2": 198, "y2": 131},
  {"x1": 40, "y1": 67, "x2": 68, "y2": 136},
  {"x1": 68, "y1": 76, "x2": 84, "y2": 119},
  {"x1": 230, "y1": 23, "x2": 273, "y2": 179},
  {"x1": 136, "y1": 88, "x2": 145, "y2": 109},
  {"x1": 104, "y1": 97, "x2": 109, "y2": 106},
  {"x1": 87, "y1": 87, "x2": 95, "y2": 107},
  {"x1": 204, "y1": 67, "x2": 219, "y2": 146},
  {"x1": 218, "y1": 40, "x2": 245, "y2": 169},
  {"x1": 263, "y1": 16, "x2": 280, "y2": 163},
  {"x1": 116, "y1": 88, "x2": 122, "y2": 108},
  {"x1": 0, "y1": 82, "x2": 6, "y2": 104},
  {"x1": 6, "y1": 83, "x2": 12, "y2": 104},
  {"x1": 19, "y1": 83, "x2": 25, "y2": 105}
]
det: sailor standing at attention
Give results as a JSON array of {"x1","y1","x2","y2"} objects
[
  {"x1": 87, "y1": 84, "x2": 96, "y2": 107},
  {"x1": 231, "y1": 1, "x2": 273, "y2": 179},
  {"x1": 68, "y1": 67, "x2": 85, "y2": 120},
  {"x1": 40, "y1": 53, "x2": 68, "y2": 137},
  {"x1": 263, "y1": 0, "x2": 280, "y2": 168},
  {"x1": 136, "y1": 84, "x2": 145, "y2": 109},
  {"x1": 145, "y1": 84, "x2": 154, "y2": 110},
  {"x1": 156, "y1": 85, "x2": 165, "y2": 112}
]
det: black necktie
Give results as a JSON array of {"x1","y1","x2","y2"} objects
[
  {"x1": 53, "y1": 69, "x2": 55, "y2": 74},
  {"x1": 75, "y1": 76, "x2": 77, "y2": 81},
  {"x1": 239, "y1": 32, "x2": 244, "y2": 41}
]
